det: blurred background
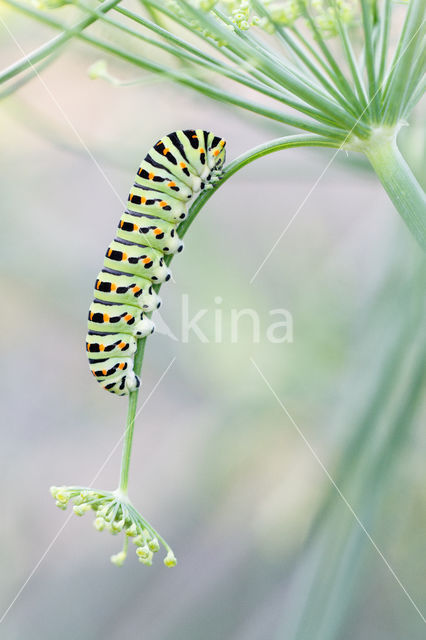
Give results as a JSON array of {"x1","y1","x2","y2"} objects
[{"x1": 1, "y1": 6, "x2": 426, "y2": 639}]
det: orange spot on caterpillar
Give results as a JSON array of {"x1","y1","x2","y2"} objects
[
  {"x1": 142, "y1": 257, "x2": 152, "y2": 265},
  {"x1": 118, "y1": 362, "x2": 125, "y2": 370},
  {"x1": 180, "y1": 162, "x2": 186, "y2": 168},
  {"x1": 159, "y1": 201, "x2": 167, "y2": 208},
  {"x1": 213, "y1": 149, "x2": 220, "y2": 156},
  {"x1": 92, "y1": 371, "x2": 96, "y2": 376},
  {"x1": 122, "y1": 253, "x2": 128, "y2": 261},
  {"x1": 96, "y1": 280, "x2": 101, "y2": 290},
  {"x1": 129, "y1": 193, "x2": 134, "y2": 202},
  {"x1": 154, "y1": 228, "x2": 162, "y2": 235},
  {"x1": 192, "y1": 134, "x2": 197, "y2": 138},
  {"x1": 163, "y1": 147, "x2": 170, "y2": 155},
  {"x1": 119, "y1": 341, "x2": 126, "y2": 349},
  {"x1": 89, "y1": 312, "x2": 93, "y2": 320},
  {"x1": 102, "y1": 369, "x2": 107, "y2": 376},
  {"x1": 148, "y1": 172, "x2": 154, "y2": 180},
  {"x1": 110, "y1": 283, "x2": 117, "y2": 291},
  {"x1": 124, "y1": 314, "x2": 132, "y2": 321},
  {"x1": 99, "y1": 344, "x2": 105, "y2": 352},
  {"x1": 86, "y1": 343, "x2": 90, "y2": 352},
  {"x1": 132, "y1": 286, "x2": 141, "y2": 293},
  {"x1": 107, "y1": 249, "x2": 112, "y2": 257},
  {"x1": 200, "y1": 148, "x2": 205, "y2": 154},
  {"x1": 141, "y1": 197, "x2": 147, "y2": 204},
  {"x1": 103, "y1": 313, "x2": 109, "y2": 322}
]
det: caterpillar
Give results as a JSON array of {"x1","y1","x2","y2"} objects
[{"x1": 86, "y1": 129, "x2": 226, "y2": 395}]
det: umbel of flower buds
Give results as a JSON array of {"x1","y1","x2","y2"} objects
[{"x1": 50, "y1": 486, "x2": 177, "y2": 568}]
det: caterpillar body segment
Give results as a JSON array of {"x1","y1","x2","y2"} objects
[
  {"x1": 135, "y1": 162, "x2": 193, "y2": 201},
  {"x1": 117, "y1": 213, "x2": 184, "y2": 255},
  {"x1": 103, "y1": 239, "x2": 172, "y2": 283},
  {"x1": 88, "y1": 300, "x2": 155, "y2": 337},
  {"x1": 87, "y1": 129, "x2": 226, "y2": 395},
  {"x1": 86, "y1": 333, "x2": 137, "y2": 358},
  {"x1": 127, "y1": 186, "x2": 188, "y2": 223},
  {"x1": 93, "y1": 271, "x2": 160, "y2": 310}
]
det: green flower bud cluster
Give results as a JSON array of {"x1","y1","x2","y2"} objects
[
  {"x1": 265, "y1": 0, "x2": 301, "y2": 27},
  {"x1": 165, "y1": 0, "x2": 232, "y2": 46},
  {"x1": 193, "y1": 0, "x2": 357, "y2": 38},
  {"x1": 309, "y1": 0, "x2": 357, "y2": 38},
  {"x1": 50, "y1": 486, "x2": 177, "y2": 568}
]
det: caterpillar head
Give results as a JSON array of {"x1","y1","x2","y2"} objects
[{"x1": 207, "y1": 136, "x2": 226, "y2": 172}]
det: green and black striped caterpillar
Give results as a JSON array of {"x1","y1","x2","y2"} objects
[{"x1": 86, "y1": 129, "x2": 226, "y2": 395}]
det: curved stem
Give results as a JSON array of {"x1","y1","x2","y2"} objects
[
  {"x1": 76, "y1": 2, "x2": 348, "y2": 131},
  {"x1": 2, "y1": 0, "x2": 345, "y2": 139},
  {"x1": 362, "y1": 133, "x2": 426, "y2": 251},
  {"x1": 0, "y1": 0, "x2": 122, "y2": 85},
  {"x1": 117, "y1": 134, "x2": 338, "y2": 493}
]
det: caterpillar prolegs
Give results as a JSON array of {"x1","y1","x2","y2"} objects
[{"x1": 86, "y1": 130, "x2": 226, "y2": 395}]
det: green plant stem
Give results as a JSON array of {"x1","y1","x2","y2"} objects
[
  {"x1": 117, "y1": 134, "x2": 338, "y2": 493},
  {"x1": 362, "y1": 133, "x2": 426, "y2": 251},
  {"x1": 118, "y1": 338, "x2": 148, "y2": 494},
  {"x1": 2, "y1": 0, "x2": 346, "y2": 139},
  {"x1": 292, "y1": 23, "x2": 363, "y2": 115},
  {"x1": 179, "y1": 0, "x2": 369, "y2": 136},
  {"x1": 331, "y1": 6, "x2": 369, "y2": 110},
  {"x1": 0, "y1": 51, "x2": 58, "y2": 100},
  {"x1": 296, "y1": 1, "x2": 360, "y2": 113},
  {"x1": 399, "y1": 37, "x2": 426, "y2": 120},
  {"x1": 360, "y1": 0, "x2": 379, "y2": 120},
  {"x1": 382, "y1": 0, "x2": 425, "y2": 123},
  {"x1": 0, "y1": 0, "x2": 122, "y2": 85},
  {"x1": 251, "y1": 0, "x2": 362, "y2": 118},
  {"x1": 376, "y1": 0, "x2": 391, "y2": 88},
  {"x1": 76, "y1": 2, "x2": 347, "y2": 130}
]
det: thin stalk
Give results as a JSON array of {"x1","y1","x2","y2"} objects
[
  {"x1": 179, "y1": 0, "x2": 369, "y2": 135},
  {"x1": 79, "y1": 3, "x2": 348, "y2": 130},
  {"x1": 382, "y1": 0, "x2": 426, "y2": 123},
  {"x1": 251, "y1": 0, "x2": 363, "y2": 117},
  {"x1": 362, "y1": 131, "x2": 426, "y2": 251},
  {"x1": 3, "y1": 0, "x2": 345, "y2": 138},
  {"x1": 296, "y1": 1, "x2": 362, "y2": 112},
  {"x1": 0, "y1": 50, "x2": 58, "y2": 100},
  {"x1": 291, "y1": 24, "x2": 363, "y2": 115},
  {"x1": 0, "y1": 0, "x2": 122, "y2": 85},
  {"x1": 403, "y1": 74, "x2": 426, "y2": 117},
  {"x1": 330, "y1": 3, "x2": 369, "y2": 109},
  {"x1": 75, "y1": 38, "x2": 347, "y2": 138},
  {"x1": 118, "y1": 134, "x2": 338, "y2": 493},
  {"x1": 376, "y1": 0, "x2": 392, "y2": 89},
  {"x1": 139, "y1": 0, "x2": 321, "y2": 96},
  {"x1": 399, "y1": 36, "x2": 426, "y2": 120},
  {"x1": 360, "y1": 0, "x2": 380, "y2": 120},
  {"x1": 139, "y1": 0, "x2": 165, "y2": 28},
  {"x1": 118, "y1": 338, "x2": 148, "y2": 493}
]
